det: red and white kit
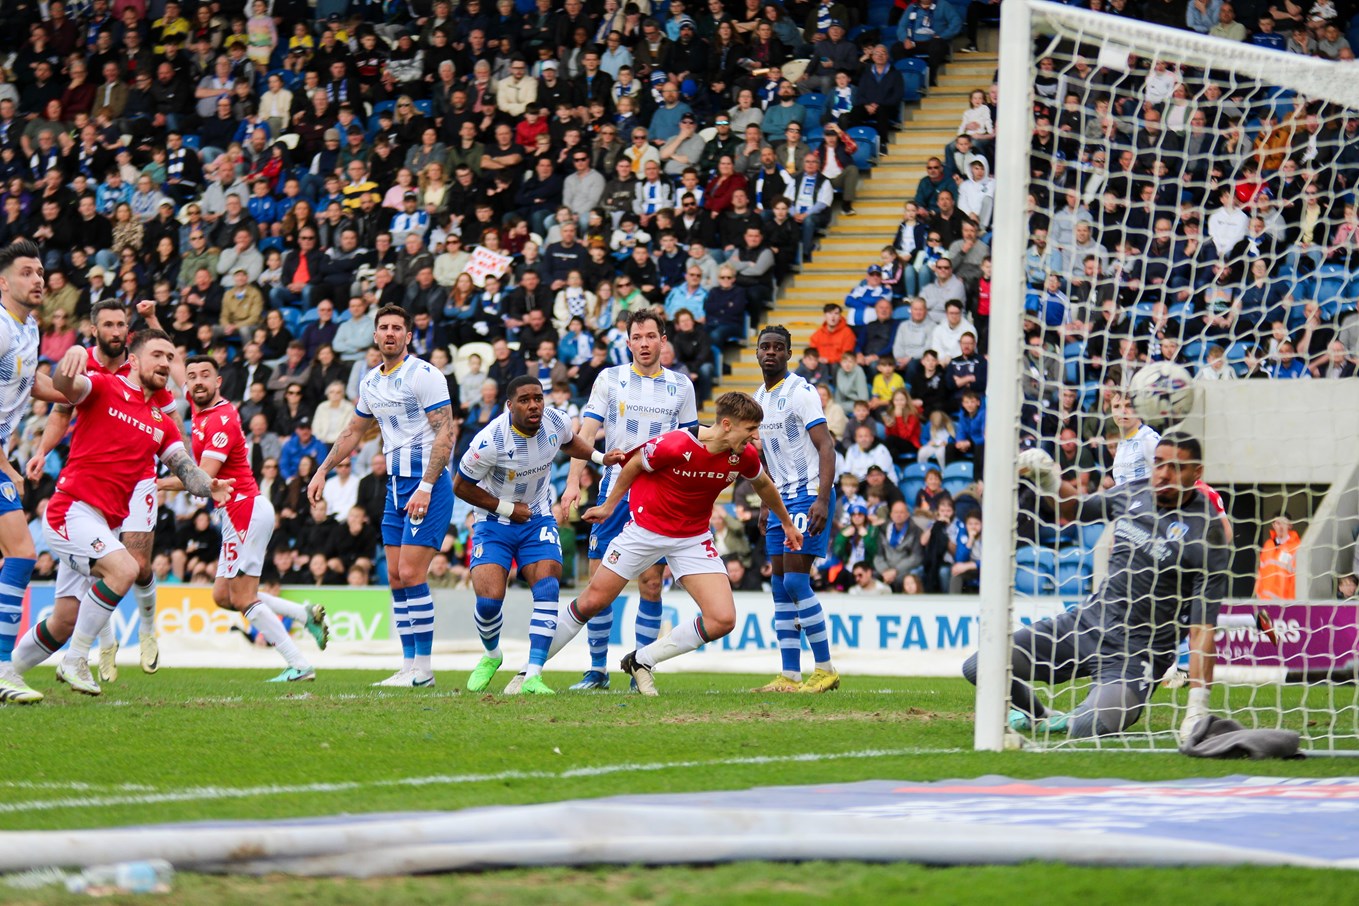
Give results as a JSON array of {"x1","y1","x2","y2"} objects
[
  {"x1": 601, "y1": 428, "x2": 762, "y2": 580},
  {"x1": 87, "y1": 356, "x2": 177, "y2": 534},
  {"x1": 192, "y1": 399, "x2": 272, "y2": 579},
  {"x1": 46, "y1": 372, "x2": 184, "y2": 580}
]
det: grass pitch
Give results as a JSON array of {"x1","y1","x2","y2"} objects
[{"x1": 3, "y1": 669, "x2": 1356, "y2": 903}]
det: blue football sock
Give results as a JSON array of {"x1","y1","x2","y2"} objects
[
  {"x1": 586, "y1": 603, "x2": 612, "y2": 671},
  {"x1": 391, "y1": 587, "x2": 414, "y2": 664},
  {"x1": 0, "y1": 557, "x2": 33, "y2": 663},
  {"x1": 785, "y1": 571, "x2": 831, "y2": 667},
  {"x1": 474, "y1": 595, "x2": 504, "y2": 656},
  {"x1": 406, "y1": 583, "x2": 434, "y2": 663},
  {"x1": 635, "y1": 597, "x2": 663, "y2": 649},
  {"x1": 527, "y1": 577, "x2": 559, "y2": 673},
  {"x1": 771, "y1": 573, "x2": 801, "y2": 677}
]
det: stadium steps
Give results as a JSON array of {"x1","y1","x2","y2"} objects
[{"x1": 700, "y1": 51, "x2": 998, "y2": 417}]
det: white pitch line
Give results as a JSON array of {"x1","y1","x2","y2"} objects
[{"x1": 0, "y1": 747, "x2": 966, "y2": 816}]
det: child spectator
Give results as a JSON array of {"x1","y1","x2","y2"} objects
[
  {"x1": 871, "y1": 357, "x2": 906, "y2": 411},
  {"x1": 917, "y1": 409, "x2": 956, "y2": 469}
]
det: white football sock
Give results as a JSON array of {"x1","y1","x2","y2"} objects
[
  {"x1": 637, "y1": 618, "x2": 705, "y2": 669},
  {"x1": 67, "y1": 585, "x2": 121, "y2": 662},
  {"x1": 545, "y1": 600, "x2": 589, "y2": 659},
  {"x1": 244, "y1": 603, "x2": 308, "y2": 670},
  {"x1": 135, "y1": 579, "x2": 157, "y2": 635},
  {"x1": 258, "y1": 590, "x2": 308, "y2": 622},
  {"x1": 98, "y1": 621, "x2": 117, "y2": 649}
]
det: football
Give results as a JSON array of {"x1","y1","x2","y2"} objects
[{"x1": 1127, "y1": 361, "x2": 1196, "y2": 427}]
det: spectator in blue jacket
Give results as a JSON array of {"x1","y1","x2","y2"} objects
[
  {"x1": 847, "y1": 44, "x2": 904, "y2": 136},
  {"x1": 279, "y1": 417, "x2": 329, "y2": 480},
  {"x1": 914, "y1": 156, "x2": 949, "y2": 213},
  {"x1": 950, "y1": 390, "x2": 985, "y2": 473},
  {"x1": 893, "y1": 0, "x2": 961, "y2": 87}
]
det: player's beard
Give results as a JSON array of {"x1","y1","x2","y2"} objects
[
  {"x1": 189, "y1": 387, "x2": 215, "y2": 409},
  {"x1": 143, "y1": 368, "x2": 170, "y2": 391},
  {"x1": 96, "y1": 337, "x2": 126, "y2": 361}
]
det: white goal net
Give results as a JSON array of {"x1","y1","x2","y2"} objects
[{"x1": 975, "y1": 0, "x2": 1359, "y2": 753}]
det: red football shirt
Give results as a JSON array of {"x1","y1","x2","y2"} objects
[
  {"x1": 53, "y1": 372, "x2": 184, "y2": 526},
  {"x1": 192, "y1": 398, "x2": 261, "y2": 535},
  {"x1": 87, "y1": 354, "x2": 177, "y2": 481},
  {"x1": 627, "y1": 428, "x2": 762, "y2": 538}
]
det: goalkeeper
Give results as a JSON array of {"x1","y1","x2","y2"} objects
[{"x1": 962, "y1": 431, "x2": 1228, "y2": 739}]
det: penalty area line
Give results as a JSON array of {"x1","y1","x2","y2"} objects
[{"x1": 0, "y1": 747, "x2": 965, "y2": 816}]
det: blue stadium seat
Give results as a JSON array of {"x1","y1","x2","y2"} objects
[
  {"x1": 1180, "y1": 340, "x2": 1205, "y2": 363},
  {"x1": 866, "y1": 3, "x2": 893, "y2": 26},
  {"x1": 299, "y1": 307, "x2": 320, "y2": 325},
  {"x1": 413, "y1": 99, "x2": 434, "y2": 116},
  {"x1": 1079, "y1": 521, "x2": 1105, "y2": 550},
  {"x1": 846, "y1": 125, "x2": 879, "y2": 162},
  {"x1": 1015, "y1": 546, "x2": 1056, "y2": 597},
  {"x1": 899, "y1": 462, "x2": 931, "y2": 484},
  {"x1": 182, "y1": 134, "x2": 201, "y2": 150},
  {"x1": 279, "y1": 307, "x2": 302, "y2": 335},
  {"x1": 797, "y1": 92, "x2": 827, "y2": 112},
  {"x1": 894, "y1": 59, "x2": 927, "y2": 102},
  {"x1": 372, "y1": 100, "x2": 397, "y2": 118},
  {"x1": 1055, "y1": 547, "x2": 1092, "y2": 597},
  {"x1": 943, "y1": 461, "x2": 973, "y2": 498}
]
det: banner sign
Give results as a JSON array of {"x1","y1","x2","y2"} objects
[
  {"x1": 1219, "y1": 601, "x2": 1359, "y2": 672},
  {"x1": 464, "y1": 247, "x2": 512, "y2": 286}
]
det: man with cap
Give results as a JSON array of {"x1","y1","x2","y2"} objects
[
  {"x1": 279, "y1": 416, "x2": 329, "y2": 482},
  {"x1": 844, "y1": 265, "x2": 894, "y2": 328},
  {"x1": 389, "y1": 190, "x2": 431, "y2": 247},
  {"x1": 668, "y1": 17, "x2": 708, "y2": 86},
  {"x1": 536, "y1": 60, "x2": 577, "y2": 116},
  {"x1": 808, "y1": 20, "x2": 860, "y2": 93},
  {"x1": 659, "y1": 111, "x2": 707, "y2": 177}
]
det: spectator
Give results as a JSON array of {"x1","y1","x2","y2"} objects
[
  {"x1": 279, "y1": 417, "x2": 327, "y2": 481},
  {"x1": 810, "y1": 303, "x2": 857, "y2": 364},
  {"x1": 844, "y1": 424, "x2": 895, "y2": 479},
  {"x1": 874, "y1": 500, "x2": 924, "y2": 591},
  {"x1": 848, "y1": 560, "x2": 892, "y2": 595}
]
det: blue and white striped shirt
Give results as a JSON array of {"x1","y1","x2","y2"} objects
[
  {"x1": 0, "y1": 308, "x2": 39, "y2": 456},
  {"x1": 754, "y1": 372, "x2": 828, "y2": 499},
  {"x1": 356, "y1": 355, "x2": 450, "y2": 478},
  {"x1": 583, "y1": 364, "x2": 698, "y2": 496},
  {"x1": 458, "y1": 407, "x2": 574, "y2": 521}
]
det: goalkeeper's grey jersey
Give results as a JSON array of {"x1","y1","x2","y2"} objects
[{"x1": 1072, "y1": 480, "x2": 1228, "y2": 658}]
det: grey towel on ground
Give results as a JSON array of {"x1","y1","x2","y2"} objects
[{"x1": 1178, "y1": 714, "x2": 1302, "y2": 759}]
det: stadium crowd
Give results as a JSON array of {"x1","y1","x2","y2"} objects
[
  {"x1": 1, "y1": 0, "x2": 1356, "y2": 601},
  {"x1": 0, "y1": 0, "x2": 900, "y2": 597}
]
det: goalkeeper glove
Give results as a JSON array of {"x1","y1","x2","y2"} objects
[
  {"x1": 1180, "y1": 686, "x2": 1211, "y2": 740},
  {"x1": 1016, "y1": 449, "x2": 1060, "y2": 495}
]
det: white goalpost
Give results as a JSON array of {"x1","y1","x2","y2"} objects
[{"x1": 977, "y1": 0, "x2": 1359, "y2": 752}]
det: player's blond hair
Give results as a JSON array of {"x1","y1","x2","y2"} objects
[{"x1": 714, "y1": 392, "x2": 763, "y2": 426}]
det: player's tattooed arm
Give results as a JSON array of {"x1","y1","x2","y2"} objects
[
  {"x1": 163, "y1": 446, "x2": 233, "y2": 504},
  {"x1": 420, "y1": 403, "x2": 455, "y2": 486},
  {"x1": 316, "y1": 413, "x2": 369, "y2": 475},
  {"x1": 311, "y1": 413, "x2": 370, "y2": 505}
]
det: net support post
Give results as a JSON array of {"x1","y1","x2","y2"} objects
[{"x1": 973, "y1": 0, "x2": 1034, "y2": 752}]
